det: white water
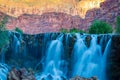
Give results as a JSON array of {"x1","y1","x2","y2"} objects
[
  {"x1": 0, "y1": 33, "x2": 112, "y2": 80},
  {"x1": 12, "y1": 35, "x2": 21, "y2": 56},
  {"x1": 102, "y1": 39, "x2": 112, "y2": 80},
  {"x1": 0, "y1": 64, "x2": 9, "y2": 80},
  {"x1": 72, "y1": 34, "x2": 111, "y2": 80},
  {"x1": 36, "y1": 35, "x2": 65, "y2": 80}
]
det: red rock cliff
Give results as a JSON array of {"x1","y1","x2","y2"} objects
[{"x1": 0, "y1": 0, "x2": 120, "y2": 34}]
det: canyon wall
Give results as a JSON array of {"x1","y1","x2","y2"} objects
[
  {"x1": 0, "y1": 0, "x2": 104, "y2": 18},
  {"x1": 0, "y1": 0, "x2": 120, "y2": 34},
  {"x1": 84, "y1": 0, "x2": 120, "y2": 30}
]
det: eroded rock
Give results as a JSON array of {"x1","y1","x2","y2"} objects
[{"x1": 7, "y1": 67, "x2": 36, "y2": 80}]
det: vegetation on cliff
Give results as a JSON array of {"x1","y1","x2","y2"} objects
[
  {"x1": 60, "y1": 20, "x2": 113, "y2": 34},
  {"x1": 60, "y1": 28, "x2": 85, "y2": 33},
  {"x1": 89, "y1": 20, "x2": 113, "y2": 34},
  {"x1": 15, "y1": 27, "x2": 23, "y2": 34},
  {"x1": 69, "y1": 28, "x2": 85, "y2": 33},
  {"x1": 0, "y1": 31, "x2": 9, "y2": 49},
  {"x1": 0, "y1": 16, "x2": 9, "y2": 49},
  {"x1": 116, "y1": 16, "x2": 120, "y2": 33},
  {"x1": 60, "y1": 28, "x2": 69, "y2": 33}
]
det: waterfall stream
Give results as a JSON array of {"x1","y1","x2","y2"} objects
[
  {"x1": 36, "y1": 35, "x2": 65, "y2": 80},
  {"x1": 73, "y1": 35, "x2": 103, "y2": 79},
  {"x1": 0, "y1": 33, "x2": 112, "y2": 80}
]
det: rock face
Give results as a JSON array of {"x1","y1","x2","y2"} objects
[
  {"x1": 84, "y1": 0, "x2": 120, "y2": 30},
  {"x1": 7, "y1": 67, "x2": 35, "y2": 80},
  {"x1": 0, "y1": 12, "x2": 5, "y2": 22},
  {"x1": 0, "y1": 0, "x2": 104, "y2": 18},
  {"x1": 0, "y1": 0, "x2": 120, "y2": 34},
  {"x1": 107, "y1": 35, "x2": 120, "y2": 80},
  {"x1": 6, "y1": 12, "x2": 84, "y2": 34}
]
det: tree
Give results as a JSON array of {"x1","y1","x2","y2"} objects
[
  {"x1": 69, "y1": 28, "x2": 85, "y2": 33},
  {"x1": 60, "y1": 28, "x2": 69, "y2": 33},
  {"x1": 15, "y1": 27, "x2": 23, "y2": 34},
  {"x1": 60, "y1": 28, "x2": 85, "y2": 33},
  {"x1": 89, "y1": 20, "x2": 113, "y2": 34},
  {"x1": 0, "y1": 31, "x2": 9, "y2": 49},
  {"x1": 116, "y1": 16, "x2": 120, "y2": 33},
  {"x1": 0, "y1": 16, "x2": 9, "y2": 49}
]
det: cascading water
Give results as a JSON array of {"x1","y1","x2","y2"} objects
[
  {"x1": 36, "y1": 34, "x2": 66, "y2": 80},
  {"x1": 72, "y1": 34, "x2": 111, "y2": 80},
  {"x1": 0, "y1": 32, "x2": 112, "y2": 80},
  {"x1": 72, "y1": 33, "x2": 87, "y2": 76},
  {"x1": 0, "y1": 47, "x2": 6, "y2": 63},
  {"x1": 102, "y1": 38, "x2": 112, "y2": 80},
  {"x1": 11, "y1": 34, "x2": 21, "y2": 58},
  {"x1": 0, "y1": 64, "x2": 9, "y2": 80}
]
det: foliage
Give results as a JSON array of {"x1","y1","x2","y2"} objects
[
  {"x1": 89, "y1": 20, "x2": 113, "y2": 34},
  {"x1": 69, "y1": 28, "x2": 85, "y2": 33},
  {"x1": 69, "y1": 28, "x2": 79, "y2": 33},
  {"x1": 60, "y1": 28, "x2": 69, "y2": 33},
  {"x1": 60, "y1": 28, "x2": 85, "y2": 33},
  {"x1": 0, "y1": 16, "x2": 9, "y2": 49},
  {"x1": 0, "y1": 31, "x2": 9, "y2": 48},
  {"x1": 15, "y1": 27, "x2": 23, "y2": 34},
  {"x1": 116, "y1": 16, "x2": 120, "y2": 33}
]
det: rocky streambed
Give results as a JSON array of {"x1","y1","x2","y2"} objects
[{"x1": 7, "y1": 67, "x2": 98, "y2": 80}]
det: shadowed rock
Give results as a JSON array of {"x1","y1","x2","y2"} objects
[
  {"x1": 7, "y1": 67, "x2": 36, "y2": 80},
  {"x1": 70, "y1": 76, "x2": 98, "y2": 80}
]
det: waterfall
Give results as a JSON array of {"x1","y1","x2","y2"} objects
[
  {"x1": 72, "y1": 33, "x2": 87, "y2": 76},
  {"x1": 102, "y1": 38, "x2": 112, "y2": 80},
  {"x1": 0, "y1": 64, "x2": 9, "y2": 80},
  {"x1": 11, "y1": 34, "x2": 21, "y2": 58},
  {"x1": 0, "y1": 47, "x2": 6, "y2": 63},
  {"x1": 72, "y1": 34, "x2": 111, "y2": 80},
  {"x1": 0, "y1": 33, "x2": 112, "y2": 80},
  {"x1": 36, "y1": 34, "x2": 66, "y2": 80}
]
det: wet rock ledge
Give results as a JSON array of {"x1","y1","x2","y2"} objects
[{"x1": 70, "y1": 76, "x2": 98, "y2": 80}]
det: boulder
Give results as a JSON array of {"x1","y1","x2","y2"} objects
[{"x1": 7, "y1": 67, "x2": 36, "y2": 80}]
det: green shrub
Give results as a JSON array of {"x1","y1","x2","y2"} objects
[
  {"x1": 0, "y1": 31, "x2": 9, "y2": 48},
  {"x1": 0, "y1": 16, "x2": 9, "y2": 49},
  {"x1": 60, "y1": 28, "x2": 69, "y2": 33},
  {"x1": 116, "y1": 16, "x2": 120, "y2": 33},
  {"x1": 70, "y1": 28, "x2": 85, "y2": 33},
  {"x1": 89, "y1": 20, "x2": 113, "y2": 34},
  {"x1": 79, "y1": 30, "x2": 85, "y2": 33},
  {"x1": 15, "y1": 27, "x2": 23, "y2": 34},
  {"x1": 69, "y1": 28, "x2": 79, "y2": 33},
  {"x1": 60, "y1": 28, "x2": 85, "y2": 33}
]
